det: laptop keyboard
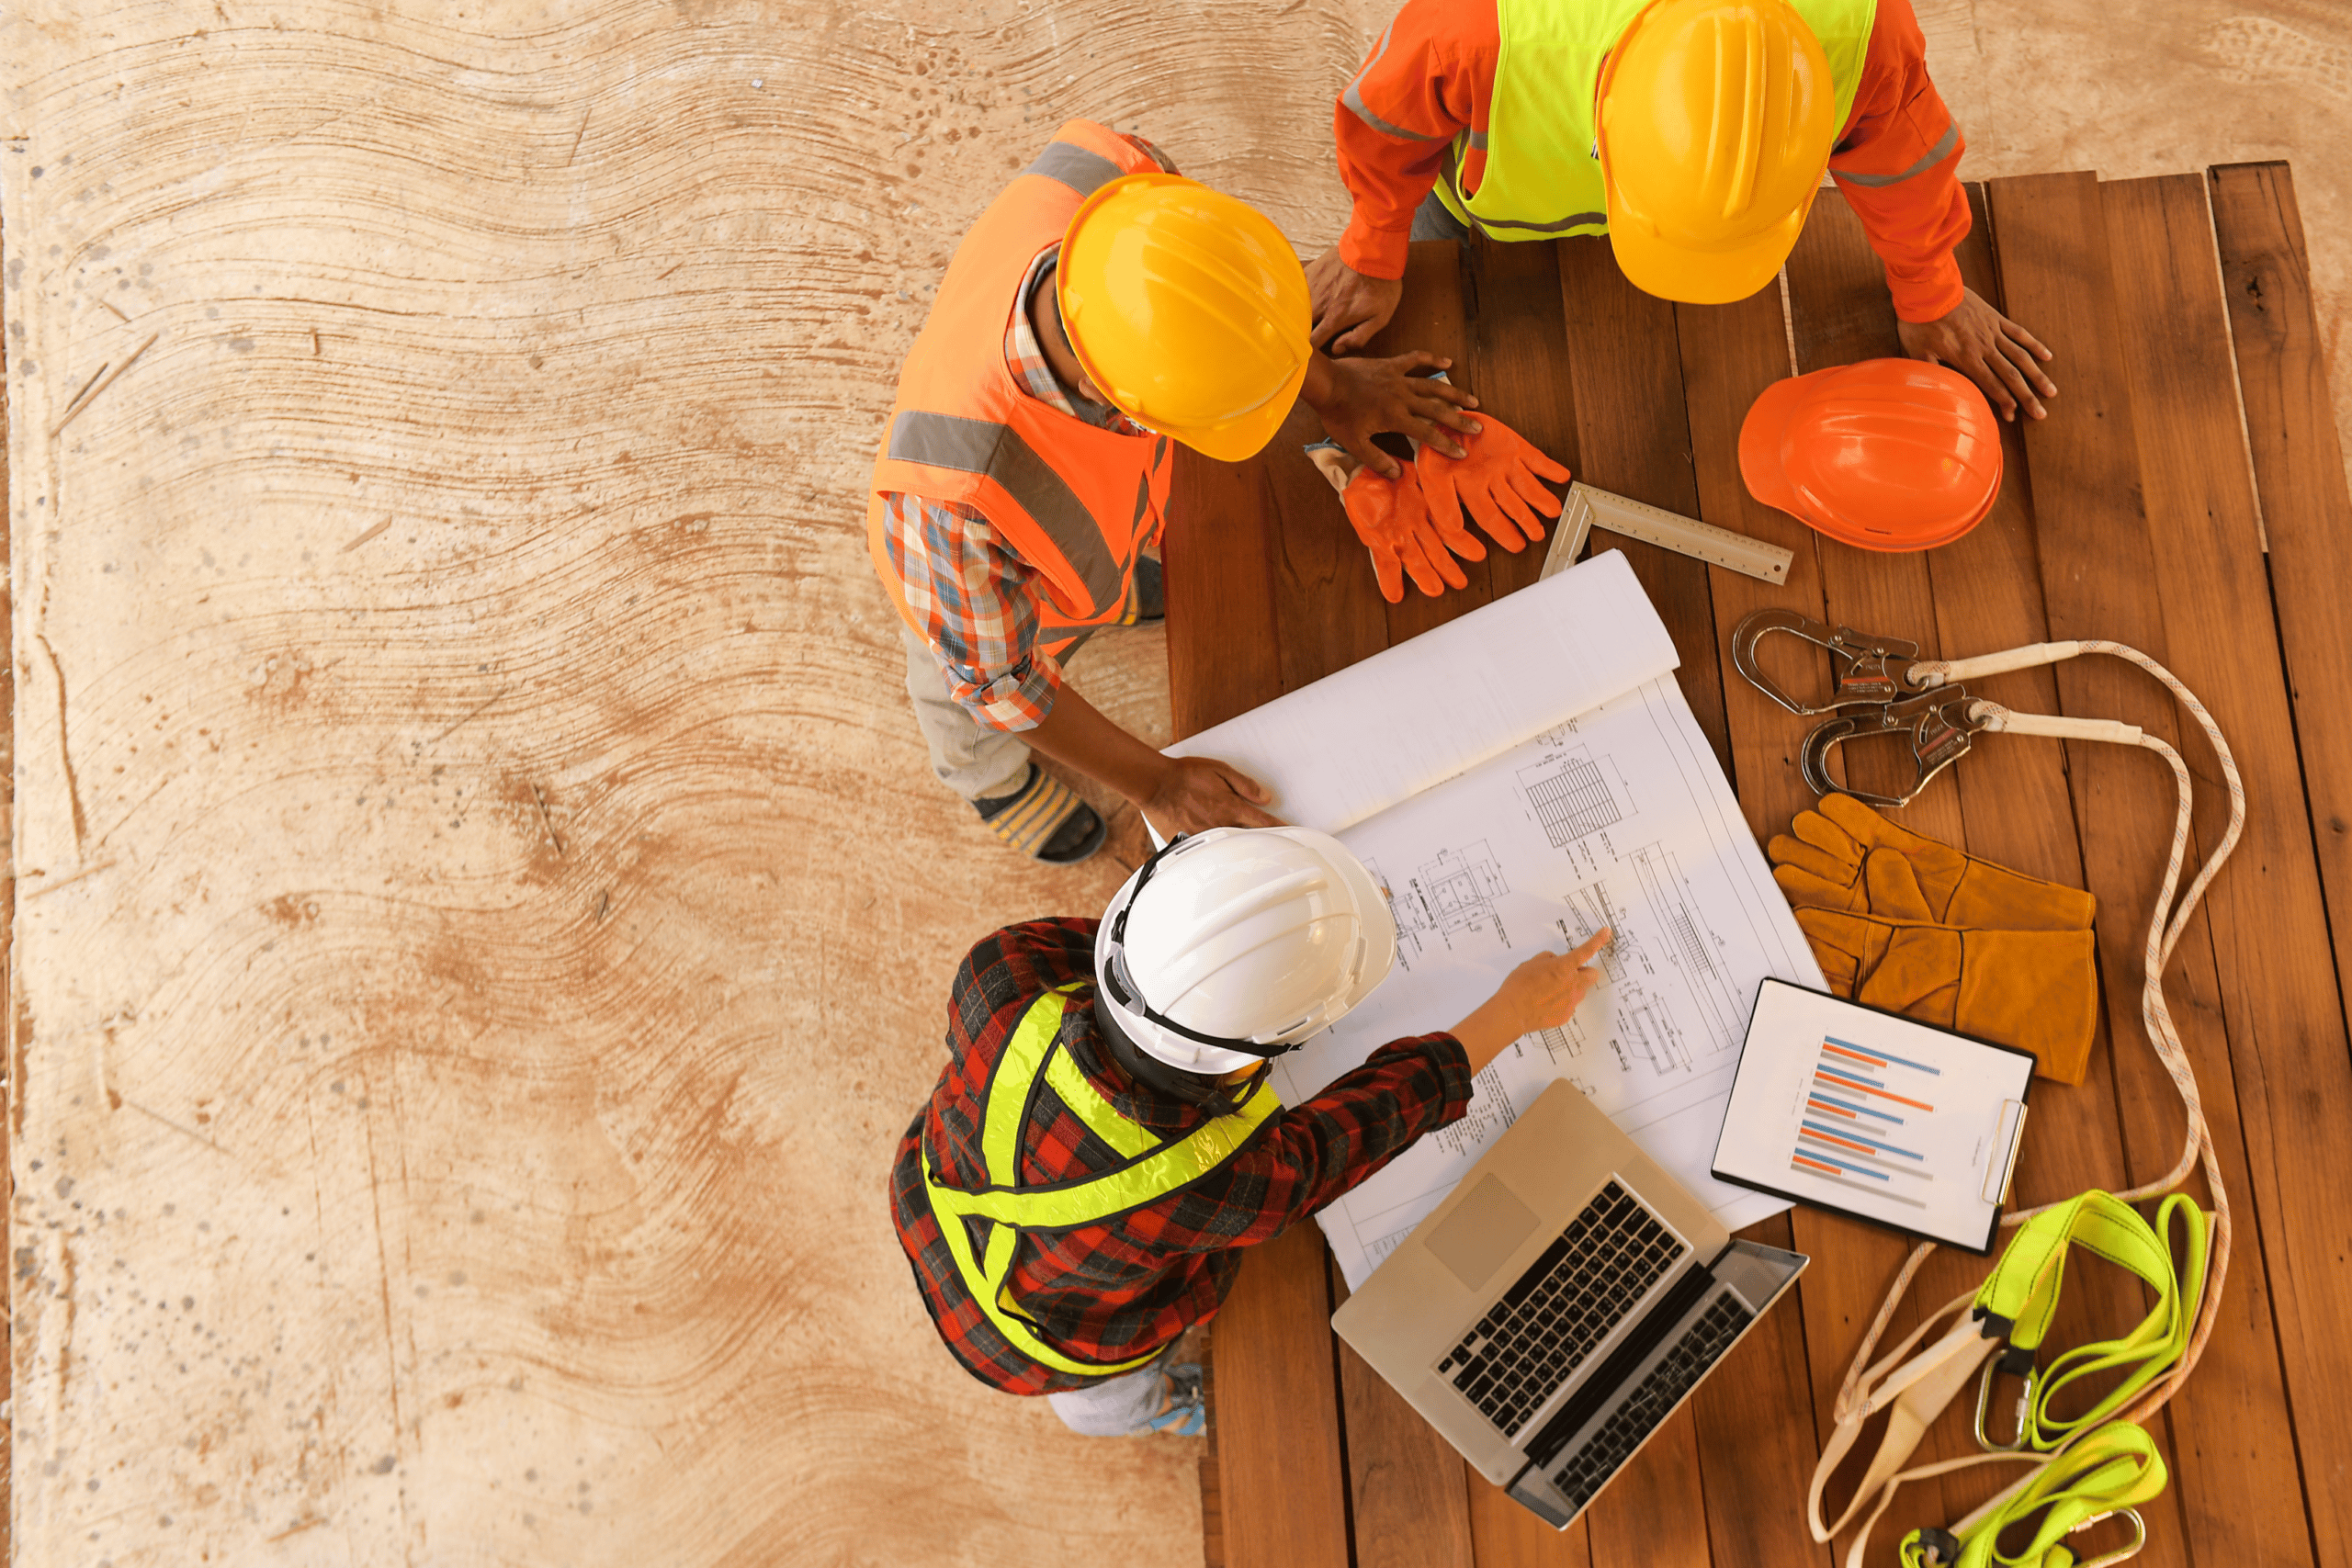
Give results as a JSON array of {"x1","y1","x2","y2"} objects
[
  {"x1": 1434, "y1": 1180, "x2": 1687, "y2": 1436},
  {"x1": 1547, "y1": 1292, "x2": 1754, "y2": 1513}
]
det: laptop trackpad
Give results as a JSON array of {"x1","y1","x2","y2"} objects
[{"x1": 1426, "y1": 1174, "x2": 1541, "y2": 1292}]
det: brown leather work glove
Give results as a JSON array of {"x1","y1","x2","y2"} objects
[
  {"x1": 1770, "y1": 794, "x2": 2095, "y2": 932},
  {"x1": 1794, "y1": 908, "x2": 2099, "y2": 1085}
]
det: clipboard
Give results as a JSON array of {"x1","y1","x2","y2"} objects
[{"x1": 1710, "y1": 979, "x2": 2035, "y2": 1253}]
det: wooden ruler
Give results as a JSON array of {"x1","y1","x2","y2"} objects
[{"x1": 1539, "y1": 481, "x2": 1793, "y2": 585}]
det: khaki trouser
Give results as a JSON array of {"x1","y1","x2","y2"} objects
[{"x1": 901, "y1": 626, "x2": 1092, "y2": 804}]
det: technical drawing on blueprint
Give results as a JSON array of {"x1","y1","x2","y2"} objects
[
  {"x1": 1375, "y1": 841, "x2": 1512, "y2": 967},
  {"x1": 1270, "y1": 676, "x2": 1826, "y2": 1290}
]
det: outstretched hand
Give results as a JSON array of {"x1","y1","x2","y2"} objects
[
  {"x1": 1450, "y1": 929, "x2": 1614, "y2": 1072},
  {"x1": 1304, "y1": 351, "x2": 1481, "y2": 479},
  {"x1": 1307, "y1": 246, "x2": 1407, "y2": 355},
  {"x1": 1897, "y1": 287, "x2": 2056, "y2": 422}
]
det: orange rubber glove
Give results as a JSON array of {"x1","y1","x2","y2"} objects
[
  {"x1": 1795, "y1": 908, "x2": 2100, "y2": 1084},
  {"x1": 1770, "y1": 794, "x2": 2095, "y2": 931},
  {"x1": 1342, "y1": 465, "x2": 1473, "y2": 603},
  {"x1": 1414, "y1": 412, "x2": 1572, "y2": 554}
]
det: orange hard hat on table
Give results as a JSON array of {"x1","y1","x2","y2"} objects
[
  {"x1": 1739, "y1": 359, "x2": 2003, "y2": 552},
  {"x1": 1599, "y1": 0, "x2": 1839, "y2": 304},
  {"x1": 1057, "y1": 172, "x2": 1313, "y2": 463}
]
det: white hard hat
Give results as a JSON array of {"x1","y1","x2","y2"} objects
[{"x1": 1095, "y1": 827, "x2": 1398, "y2": 1077}]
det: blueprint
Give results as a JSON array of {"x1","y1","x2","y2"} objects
[{"x1": 1266, "y1": 675, "x2": 1826, "y2": 1291}]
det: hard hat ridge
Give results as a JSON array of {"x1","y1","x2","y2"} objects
[
  {"x1": 1094, "y1": 827, "x2": 1399, "y2": 1078},
  {"x1": 1057, "y1": 172, "x2": 1313, "y2": 461}
]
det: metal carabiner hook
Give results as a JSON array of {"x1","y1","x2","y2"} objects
[
  {"x1": 1973, "y1": 1344, "x2": 2039, "y2": 1452},
  {"x1": 1802, "y1": 689, "x2": 1984, "y2": 808},
  {"x1": 2072, "y1": 1507, "x2": 2150, "y2": 1568},
  {"x1": 1731, "y1": 608, "x2": 1922, "y2": 716}
]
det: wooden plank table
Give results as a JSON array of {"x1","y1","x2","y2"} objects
[{"x1": 1166, "y1": 164, "x2": 2352, "y2": 1568}]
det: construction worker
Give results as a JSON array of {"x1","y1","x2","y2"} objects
[
  {"x1": 874, "y1": 121, "x2": 1482, "y2": 865},
  {"x1": 890, "y1": 826, "x2": 1613, "y2": 1434},
  {"x1": 1306, "y1": 0, "x2": 2061, "y2": 423}
]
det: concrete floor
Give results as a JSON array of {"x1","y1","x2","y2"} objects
[{"x1": 1, "y1": 1, "x2": 2345, "y2": 1563}]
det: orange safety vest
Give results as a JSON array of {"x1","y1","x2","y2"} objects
[{"x1": 868, "y1": 121, "x2": 1173, "y2": 660}]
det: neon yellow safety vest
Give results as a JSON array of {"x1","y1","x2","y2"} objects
[
  {"x1": 1435, "y1": 0, "x2": 1876, "y2": 240},
  {"x1": 919, "y1": 984, "x2": 1284, "y2": 1378}
]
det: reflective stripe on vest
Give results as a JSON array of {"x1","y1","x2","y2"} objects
[
  {"x1": 920, "y1": 985, "x2": 1283, "y2": 1377},
  {"x1": 866, "y1": 120, "x2": 1173, "y2": 648},
  {"x1": 1436, "y1": 0, "x2": 1876, "y2": 241}
]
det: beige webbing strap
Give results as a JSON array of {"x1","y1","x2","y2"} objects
[{"x1": 1808, "y1": 1288, "x2": 1999, "y2": 1545}]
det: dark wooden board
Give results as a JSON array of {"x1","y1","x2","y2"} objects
[
  {"x1": 1983, "y1": 167, "x2": 2278, "y2": 1568},
  {"x1": 1166, "y1": 446, "x2": 1284, "y2": 739},
  {"x1": 1331, "y1": 1259, "x2": 1478, "y2": 1568},
  {"x1": 1209, "y1": 1221, "x2": 1353, "y2": 1568},
  {"x1": 1466, "y1": 1475, "x2": 1594, "y2": 1568},
  {"x1": 2206, "y1": 160, "x2": 2352, "y2": 1086},
  {"x1": 2100, "y1": 171, "x2": 2350, "y2": 1568}
]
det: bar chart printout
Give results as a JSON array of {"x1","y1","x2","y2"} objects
[{"x1": 1713, "y1": 980, "x2": 2035, "y2": 1252}]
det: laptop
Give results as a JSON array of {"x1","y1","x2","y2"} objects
[{"x1": 1331, "y1": 1079, "x2": 1806, "y2": 1529}]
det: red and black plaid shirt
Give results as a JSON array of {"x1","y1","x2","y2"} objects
[{"x1": 891, "y1": 918, "x2": 1473, "y2": 1394}]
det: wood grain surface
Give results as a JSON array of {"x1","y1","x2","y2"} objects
[{"x1": 1182, "y1": 167, "x2": 2351, "y2": 1568}]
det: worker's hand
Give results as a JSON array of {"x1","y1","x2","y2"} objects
[
  {"x1": 1415, "y1": 413, "x2": 1571, "y2": 554},
  {"x1": 1342, "y1": 466, "x2": 1476, "y2": 603},
  {"x1": 1141, "y1": 755, "x2": 1284, "y2": 839},
  {"x1": 1303, "y1": 351, "x2": 1481, "y2": 479},
  {"x1": 1897, "y1": 287, "x2": 2056, "y2": 423},
  {"x1": 1448, "y1": 929, "x2": 1613, "y2": 1073},
  {"x1": 1307, "y1": 246, "x2": 1408, "y2": 355}
]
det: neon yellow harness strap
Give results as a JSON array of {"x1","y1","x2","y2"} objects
[
  {"x1": 1972, "y1": 1193, "x2": 2210, "y2": 1452},
  {"x1": 922, "y1": 984, "x2": 1282, "y2": 1378},
  {"x1": 1898, "y1": 1422, "x2": 2167, "y2": 1568}
]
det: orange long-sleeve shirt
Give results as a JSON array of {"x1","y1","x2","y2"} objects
[{"x1": 1335, "y1": 0, "x2": 1972, "y2": 321}]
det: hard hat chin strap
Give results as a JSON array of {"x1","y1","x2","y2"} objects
[
  {"x1": 1103, "y1": 833, "x2": 1305, "y2": 1062},
  {"x1": 1091, "y1": 994, "x2": 1258, "y2": 1118}
]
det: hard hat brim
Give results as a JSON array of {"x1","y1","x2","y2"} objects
[
  {"x1": 1605, "y1": 182, "x2": 1804, "y2": 306},
  {"x1": 1164, "y1": 360, "x2": 1308, "y2": 464},
  {"x1": 1738, "y1": 370, "x2": 1815, "y2": 518},
  {"x1": 1805, "y1": 476, "x2": 2001, "y2": 553}
]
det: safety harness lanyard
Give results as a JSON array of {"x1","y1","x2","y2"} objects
[
  {"x1": 1741, "y1": 621, "x2": 2246, "y2": 1564},
  {"x1": 1969, "y1": 1193, "x2": 2210, "y2": 1453},
  {"x1": 1895, "y1": 1422, "x2": 2168, "y2": 1568},
  {"x1": 1807, "y1": 1192, "x2": 2208, "y2": 1561},
  {"x1": 922, "y1": 984, "x2": 1282, "y2": 1379}
]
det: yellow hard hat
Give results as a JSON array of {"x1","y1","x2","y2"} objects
[
  {"x1": 1057, "y1": 173, "x2": 1312, "y2": 463},
  {"x1": 1598, "y1": 0, "x2": 1837, "y2": 305}
]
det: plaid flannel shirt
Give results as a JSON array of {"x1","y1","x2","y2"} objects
[
  {"x1": 880, "y1": 247, "x2": 1156, "y2": 733},
  {"x1": 891, "y1": 918, "x2": 1475, "y2": 1393}
]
